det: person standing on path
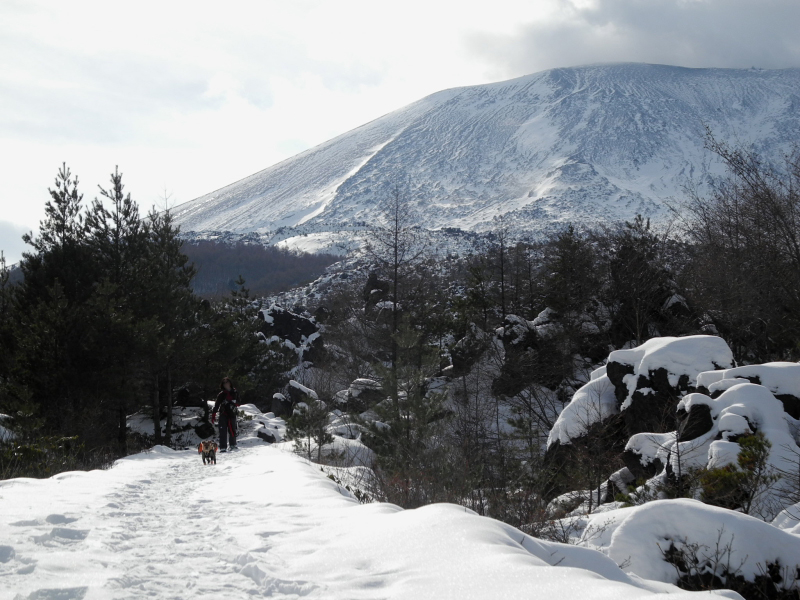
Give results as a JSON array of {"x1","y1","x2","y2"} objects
[{"x1": 212, "y1": 377, "x2": 240, "y2": 452}]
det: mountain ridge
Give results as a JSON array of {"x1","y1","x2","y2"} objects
[{"x1": 173, "y1": 63, "x2": 800, "y2": 239}]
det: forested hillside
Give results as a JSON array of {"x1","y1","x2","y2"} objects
[{"x1": 182, "y1": 240, "x2": 338, "y2": 298}]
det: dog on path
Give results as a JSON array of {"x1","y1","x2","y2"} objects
[{"x1": 197, "y1": 440, "x2": 219, "y2": 465}]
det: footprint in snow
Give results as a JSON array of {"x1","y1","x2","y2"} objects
[
  {"x1": 32, "y1": 528, "x2": 89, "y2": 545},
  {"x1": 17, "y1": 586, "x2": 87, "y2": 599},
  {"x1": 45, "y1": 514, "x2": 79, "y2": 525},
  {"x1": 0, "y1": 544, "x2": 38, "y2": 576},
  {"x1": 0, "y1": 545, "x2": 15, "y2": 563}
]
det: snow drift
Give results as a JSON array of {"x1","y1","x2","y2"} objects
[{"x1": 580, "y1": 499, "x2": 800, "y2": 588}]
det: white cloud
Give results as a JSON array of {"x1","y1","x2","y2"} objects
[
  {"x1": 467, "y1": 0, "x2": 800, "y2": 79},
  {"x1": 1, "y1": 0, "x2": 796, "y2": 233}
]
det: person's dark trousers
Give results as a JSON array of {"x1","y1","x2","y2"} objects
[{"x1": 218, "y1": 415, "x2": 237, "y2": 449}]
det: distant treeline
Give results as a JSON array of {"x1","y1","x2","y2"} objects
[{"x1": 183, "y1": 241, "x2": 339, "y2": 298}]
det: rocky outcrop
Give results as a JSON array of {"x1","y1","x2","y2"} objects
[
  {"x1": 258, "y1": 305, "x2": 322, "y2": 363},
  {"x1": 605, "y1": 336, "x2": 734, "y2": 437},
  {"x1": 363, "y1": 273, "x2": 390, "y2": 306},
  {"x1": 259, "y1": 305, "x2": 318, "y2": 347},
  {"x1": 287, "y1": 381, "x2": 320, "y2": 406},
  {"x1": 492, "y1": 314, "x2": 563, "y2": 396},
  {"x1": 676, "y1": 402, "x2": 713, "y2": 442},
  {"x1": 626, "y1": 381, "x2": 800, "y2": 520},
  {"x1": 271, "y1": 393, "x2": 292, "y2": 418},
  {"x1": 450, "y1": 324, "x2": 491, "y2": 378},
  {"x1": 545, "y1": 335, "x2": 737, "y2": 502},
  {"x1": 194, "y1": 421, "x2": 215, "y2": 440},
  {"x1": 329, "y1": 379, "x2": 386, "y2": 414}
]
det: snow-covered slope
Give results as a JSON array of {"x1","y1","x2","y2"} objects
[
  {"x1": 579, "y1": 499, "x2": 800, "y2": 586},
  {"x1": 0, "y1": 429, "x2": 744, "y2": 599},
  {"x1": 173, "y1": 63, "x2": 800, "y2": 238}
]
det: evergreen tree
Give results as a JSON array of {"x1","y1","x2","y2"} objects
[
  {"x1": 364, "y1": 325, "x2": 450, "y2": 508},
  {"x1": 604, "y1": 216, "x2": 673, "y2": 346}
]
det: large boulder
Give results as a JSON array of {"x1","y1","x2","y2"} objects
[
  {"x1": 697, "y1": 362, "x2": 800, "y2": 419},
  {"x1": 450, "y1": 324, "x2": 491, "y2": 377},
  {"x1": 287, "y1": 380, "x2": 320, "y2": 406},
  {"x1": 259, "y1": 305, "x2": 320, "y2": 355},
  {"x1": 345, "y1": 379, "x2": 385, "y2": 413},
  {"x1": 194, "y1": 420, "x2": 215, "y2": 440},
  {"x1": 271, "y1": 393, "x2": 292, "y2": 418},
  {"x1": 606, "y1": 336, "x2": 734, "y2": 436}
]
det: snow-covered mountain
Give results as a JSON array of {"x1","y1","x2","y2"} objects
[{"x1": 173, "y1": 63, "x2": 800, "y2": 241}]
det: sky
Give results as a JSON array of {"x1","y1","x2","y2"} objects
[{"x1": 2, "y1": 0, "x2": 800, "y2": 264}]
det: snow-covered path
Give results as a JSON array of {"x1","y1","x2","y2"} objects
[{"x1": 1, "y1": 439, "x2": 739, "y2": 600}]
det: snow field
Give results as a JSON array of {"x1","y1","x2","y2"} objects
[{"x1": 0, "y1": 441, "x2": 749, "y2": 600}]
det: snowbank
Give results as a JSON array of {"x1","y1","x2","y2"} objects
[
  {"x1": 773, "y1": 503, "x2": 800, "y2": 534},
  {"x1": 580, "y1": 499, "x2": 800, "y2": 587},
  {"x1": 276, "y1": 432, "x2": 375, "y2": 468}
]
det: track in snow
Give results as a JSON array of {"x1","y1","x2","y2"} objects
[{"x1": 1, "y1": 425, "x2": 742, "y2": 600}]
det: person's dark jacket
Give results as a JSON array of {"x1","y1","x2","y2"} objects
[{"x1": 212, "y1": 389, "x2": 239, "y2": 422}]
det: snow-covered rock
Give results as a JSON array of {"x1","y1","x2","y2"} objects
[
  {"x1": 625, "y1": 382, "x2": 800, "y2": 520},
  {"x1": 608, "y1": 335, "x2": 735, "y2": 409},
  {"x1": 580, "y1": 499, "x2": 800, "y2": 591},
  {"x1": 547, "y1": 375, "x2": 618, "y2": 447},
  {"x1": 697, "y1": 362, "x2": 800, "y2": 419},
  {"x1": 258, "y1": 304, "x2": 322, "y2": 362},
  {"x1": 287, "y1": 380, "x2": 321, "y2": 405},
  {"x1": 606, "y1": 335, "x2": 734, "y2": 436},
  {"x1": 336, "y1": 378, "x2": 386, "y2": 413},
  {"x1": 450, "y1": 323, "x2": 492, "y2": 377},
  {"x1": 549, "y1": 336, "x2": 735, "y2": 450}
]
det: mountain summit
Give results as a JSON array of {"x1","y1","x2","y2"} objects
[{"x1": 173, "y1": 64, "x2": 800, "y2": 237}]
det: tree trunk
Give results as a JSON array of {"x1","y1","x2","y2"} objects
[
  {"x1": 118, "y1": 406, "x2": 128, "y2": 456},
  {"x1": 152, "y1": 375, "x2": 162, "y2": 445},
  {"x1": 165, "y1": 365, "x2": 173, "y2": 447}
]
